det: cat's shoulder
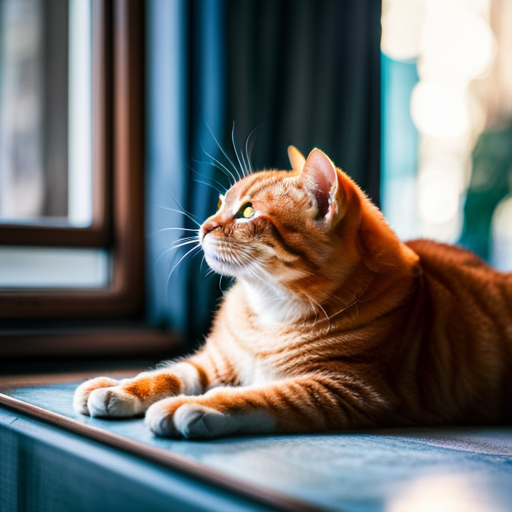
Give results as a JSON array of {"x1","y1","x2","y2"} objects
[{"x1": 405, "y1": 238, "x2": 491, "y2": 271}]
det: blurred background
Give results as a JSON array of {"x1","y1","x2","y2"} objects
[
  {"x1": 381, "y1": 0, "x2": 512, "y2": 269},
  {"x1": 2, "y1": 0, "x2": 512, "y2": 341}
]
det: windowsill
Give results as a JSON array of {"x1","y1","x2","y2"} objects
[
  {"x1": 0, "y1": 371, "x2": 310, "y2": 512},
  {"x1": 2, "y1": 373, "x2": 512, "y2": 512}
]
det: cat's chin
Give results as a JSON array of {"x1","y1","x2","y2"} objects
[{"x1": 203, "y1": 253, "x2": 239, "y2": 278}]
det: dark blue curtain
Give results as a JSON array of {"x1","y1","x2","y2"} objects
[{"x1": 146, "y1": 0, "x2": 381, "y2": 347}]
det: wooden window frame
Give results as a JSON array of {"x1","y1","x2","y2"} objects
[{"x1": 0, "y1": 1, "x2": 148, "y2": 323}]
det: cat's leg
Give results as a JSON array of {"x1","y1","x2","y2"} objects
[
  {"x1": 73, "y1": 355, "x2": 217, "y2": 418},
  {"x1": 145, "y1": 375, "x2": 373, "y2": 438}
]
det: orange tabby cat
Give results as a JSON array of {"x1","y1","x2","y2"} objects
[{"x1": 74, "y1": 147, "x2": 512, "y2": 438}]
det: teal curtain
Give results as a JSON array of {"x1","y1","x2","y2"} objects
[{"x1": 147, "y1": 0, "x2": 381, "y2": 346}]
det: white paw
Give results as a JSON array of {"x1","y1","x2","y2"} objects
[
  {"x1": 73, "y1": 377, "x2": 120, "y2": 415},
  {"x1": 174, "y1": 404, "x2": 232, "y2": 439},
  {"x1": 145, "y1": 399, "x2": 233, "y2": 439},
  {"x1": 145, "y1": 399, "x2": 180, "y2": 437},
  {"x1": 87, "y1": 387, "x2": 142, "y2": 418}
]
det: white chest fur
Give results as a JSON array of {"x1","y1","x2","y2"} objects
[{"x1": 241, "y1": 278, "x2": 310, "y2": 326}]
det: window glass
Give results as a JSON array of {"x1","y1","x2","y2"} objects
[
  {"x1": 0, "y1": 0, "x2": 92, "y2": 227},
  {"x1": 0, "y1": 247, "x2": 108, "y2": 288}
]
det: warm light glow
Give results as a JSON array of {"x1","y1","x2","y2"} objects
[
  {"x1": 381, "y1": 1, "x2": 425, "y2": 60},
  {"x1": 417, "y1": 161, "x2": 461, "y2": 224},
  {"x1": 491, "y1": 195, "x2": 512, "y2": 271},
  {"x1": 411, "y1": 82, "x2": 470, "y2": 138},
  {"x1": 381, "y1": 0, "x2": 499, "y2": 245},
  {"x1": 419, "y1": 7, "x2": 496, "y2": 83},
  {"x1": 387, "y1": 473, "x2": 502, "y2": 512}
]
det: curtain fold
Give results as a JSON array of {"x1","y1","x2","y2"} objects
[{"x1": 147, "y1": 0, "x2": 381, "y2": 345}]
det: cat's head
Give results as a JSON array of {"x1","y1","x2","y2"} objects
[{"x1": 200, "y1": 147, "x2": 417, "y2": 303}]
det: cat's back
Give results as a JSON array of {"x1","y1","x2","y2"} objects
[
  {"x1": 405, "y1": 238, "x2": 512, "y2": 350},
  {"x1": 407, "y1": 238, "x2": 492, "y2": 270},
  {"x1": 406, "y1": 238, "x2": 507, "y2": 287},
  {"x1": 403, "y1": 239, "x2": 512, "y2": 424}
]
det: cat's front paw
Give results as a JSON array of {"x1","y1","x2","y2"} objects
[
  {"x1": 73, "y1": 376, "x2": 121, "y2": 415},
  {"x1": 145, "y1": 398, "x2": 232, "y2": 439},
  {"x1": 87, "y1": 387, "x2": 143, "y2": 418},
  {"x1": 74, "y1": 377, "x2": 142, "y2": 418}
]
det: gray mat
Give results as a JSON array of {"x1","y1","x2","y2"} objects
[{"x1": 4, "y1": 382, "x2": 512, "y2": 512}]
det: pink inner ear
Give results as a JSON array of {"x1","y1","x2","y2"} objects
[{"x1": 303, "y1": 150, "x2": 337, "y2": 218}]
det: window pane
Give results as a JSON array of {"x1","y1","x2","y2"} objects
[
  {"x1": 0, "y1": 0, "x2": 92, "y2": 227},
  {"x1": 0, "y1": 247, "x2": 109, "y2": 288}
]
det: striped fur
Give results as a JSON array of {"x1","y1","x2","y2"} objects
[{"x1": 74, "y1": 148, "x2": 512, "y2": 438}]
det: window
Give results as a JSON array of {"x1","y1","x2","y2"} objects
[
  {"x1": 0, "y1": 0, "x2": 92, "y2": 227},
  {"x1": 0, "y1": 0, "x2": 108, "y2": 247},
  {"x1": 2, "y1": 0, "x2": 380, "y2": 356},
  {"x1": 1, "y1": 1, "x2": 171, "y2": 357}
]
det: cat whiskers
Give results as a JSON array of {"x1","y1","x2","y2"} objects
[
  {"x1": 231, "y1": 122, "x2": 249, "y2": 179},
  {"x1": 299, "y1": 291, "x2": 331, "y2": 331},
  {"x1": 219, "y1": 274, "x2": 233, "y2": 294},
  {"x1": 163, "y1": 236, "x2": 200, "y2": 250},
  {"x1": 324, "y1": 295, "x2": 359, "y2": 321},
  {"x1": 165, "y1": 243, "x2": 203, "y2": 292},
  {"x1": 188, "y1": 164, "x2": 228, "y2": 193},
  {"x1": 327, "y1": 298, "x2": 359, "y2": 321},
  {"x1": 196, "y1": 124, "x2": 258, "y2": 191},
  {"x1": 244, "y1": 125, "x2": 259, "y2": 176},
  {"x1": 233, "y1": 249, "x2": 267, "y2": 280},
  {"x1": 157, "y1": 206, "x2": 202, "y2": 228},
  {"x1": 206, "y1": 124, "x2": 243, "y2": 183},
  {"x1": 149, "y1": 227, "x2": 199, "y2": 237},
  {"x1": 192, "y1": 178, "x2": 224, "y2": 195},
  {"x1": 154, "y1": 236, "x2": 200, "y2": 268},
  {"x1": 197, "y1": 147, "x2": 237, "y2": 187},
  {"x1": 208, "y1": 243, "x2": 343, "y2": 329}
]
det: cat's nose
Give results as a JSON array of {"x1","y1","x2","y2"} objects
[{"x1": 201, "y1": 220, "x2": 220, "y2": 237}]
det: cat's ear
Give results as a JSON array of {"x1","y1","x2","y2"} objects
[
  {"x1": 288, "y1": 145, "x2": 306, "y2": 172},
  {"x1": 300, "y1": 148, "x2": 341, "y2": 222}
]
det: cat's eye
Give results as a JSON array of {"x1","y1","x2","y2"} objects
[
  {"x1": 243, "y1": 206, "x2": 255, "y2": 219},
  {"x1": 217, "y1": 195, "x2": 224, "y2": 211},
  {"x1": 235, "y1": 203, "x2": 255, "y2": 219}
]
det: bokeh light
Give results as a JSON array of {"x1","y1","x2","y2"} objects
[
  {"x1": 417, "y1": 158, "x2": 463, "y2": 224},
  {"x1": 419, "y1": 6, "x2": 496, "y2": 84},
  {"x1": 387, "y1": 473, "x2": 505, "y2": 512},
  {"x1": 411, "y1": 82, "x2": 470, "y2": 138},
  {"x1": 491, "y1": 195, "x2": 512, "y2": 270},
  {"x1": 382, "y1": 0, "x2": 497, "y2": 244},
  {"x1": 381, "y1": 0, "x2": 425, "y2": 61}
]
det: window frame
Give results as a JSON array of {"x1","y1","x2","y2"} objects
[{"x1": 0, "y1": 0, "x2": 145, "y2": 321}]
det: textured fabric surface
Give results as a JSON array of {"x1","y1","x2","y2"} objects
[
  {"x1": 2, "y1": 383, "x2": 512, "y2": 512},
  {"x1": 0, "y1": 407, "x2": 278, "y2": 512}
]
